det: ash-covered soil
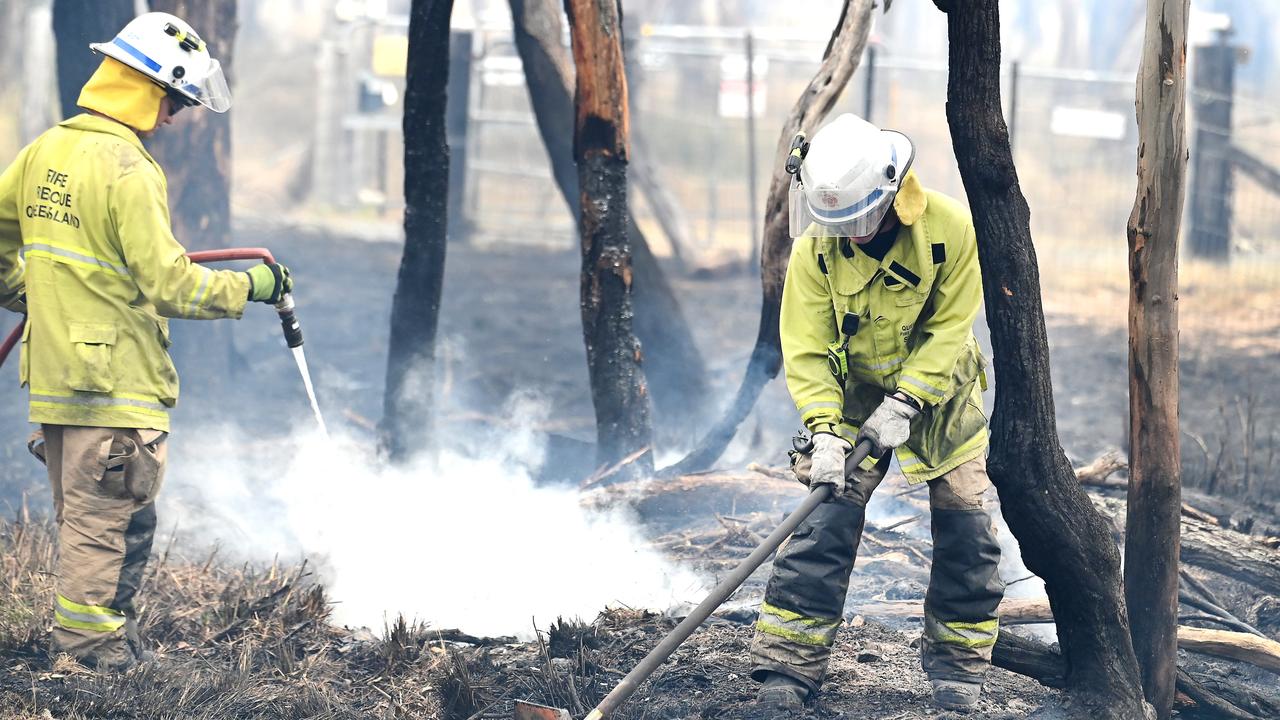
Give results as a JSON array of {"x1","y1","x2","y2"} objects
[{"x1": 435, "y1": 611, "x2": 1052, "y2": 720}]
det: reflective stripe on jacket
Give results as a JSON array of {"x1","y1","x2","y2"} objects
[
  {"x1": 0, "y1": 114, "x2": 250, "y2": 431},
  {"x1": 779, "y1": 173, "x2": 988, "y2": 483}
]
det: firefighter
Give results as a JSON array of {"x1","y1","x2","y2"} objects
[
  {"x1": 0, "y1": 12, "x2": 291, "y2": 671},
  {"x1": 749, "y1": 114, "x2": 1004, "y2": 713}
]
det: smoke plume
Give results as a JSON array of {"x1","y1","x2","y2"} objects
[{"x1": 160, "y1": 391, "x2": 705, "y2": 638}]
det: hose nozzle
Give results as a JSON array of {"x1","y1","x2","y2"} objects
[{"x1": 274, "y1": 293, "x2": 304, "y2": 349}]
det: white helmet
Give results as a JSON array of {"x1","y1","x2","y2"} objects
[
  {"x1": 789, "y1": 113, "x2": 914, "y2": 239},
  {"x1": 91, "y1": 12, "x2": 232, "y2": 113}
]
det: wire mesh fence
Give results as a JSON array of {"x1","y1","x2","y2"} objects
[{"x1": 461, "y1": 28, "x2": 1280, "y2": 336}]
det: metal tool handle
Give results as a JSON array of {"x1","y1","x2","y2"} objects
[{"x1": 585, "y1": 439, "x2": 875, "y2": 720}]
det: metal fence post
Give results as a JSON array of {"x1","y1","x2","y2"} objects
[
  {"x1": 1008, "y1": 60, "x2": 1021, "y2": 152},
  {"x1": 447, "y1": 30, "x2": 474, "y2": 242},
  {"x1": 1189, "y1": 30, "x2": 1237, "y2": 260},
  {"x1": 863, "y1": 45, "x2": 876, "y2": 122},
  {"x1": 745, "y1": 30, "x2": 760, "y2": 272}
]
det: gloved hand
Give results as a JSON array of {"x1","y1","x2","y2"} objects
[
  {"x1": 809, "y1": 432, "x2": 851, "y2": 491},
  {"x1": 858, "y1": 392, "x2": 920, "y2": 457},
  {"x1": 245, "y1": 263, "x2": 292, "y2": 304}
]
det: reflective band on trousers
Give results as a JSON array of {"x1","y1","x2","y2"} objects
[
  {"x1": 55, "y1": 594, "x2": 126, "y2": 633},
  {"x1": 925, "y1": 612, "x2": 999, "y2": 649},
  {"x1": 756, "y1": 602, "x2": 841, "y2": 647},
  {"x1": 24, "y1": 242, "x2": 131, "y2": 277}
]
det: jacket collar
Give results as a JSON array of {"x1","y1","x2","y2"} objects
[
  {"x1": 828, "y1": 176, "x2": 933, "y2": 294},
  {"x1": 59, "y1": 113, "x2": 148, "y2": 154}
]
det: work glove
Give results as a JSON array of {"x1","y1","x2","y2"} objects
[
  {"x1": 245, "y1": 263, "x2": 293, "y2": 304},
  {"x1": 858, "y1": 392, "x2": 920, "y2": 457},
  {"x1": 808, "y1": 432, "x2": 851, "y2": 492}
]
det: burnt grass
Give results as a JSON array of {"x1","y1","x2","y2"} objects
[{"x1": 0, "y1": 518, "x2": 1056, "y2": 720}]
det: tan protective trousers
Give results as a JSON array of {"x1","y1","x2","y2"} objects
[
  {"x1": 750, "y1": 455, "x2": 1004, "y2": 692},
  {"x1": 30, "y1": 425, "x2": 167, "y2": 667}
]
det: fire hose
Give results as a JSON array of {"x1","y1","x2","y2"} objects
[
  {"x1": 0, "y1": 247, "x2": 302, "y2": 369},
  {"x1": 517, "y1": 439, "x2": 875, "y2": 720}
]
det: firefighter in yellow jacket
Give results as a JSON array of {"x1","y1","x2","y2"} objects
[
  {"x1": 749, "y1": 114, "x2": 1004, "y2": 713},
  {"x1": 0, "y1": 13, "x2": 291, "y2": 670}
]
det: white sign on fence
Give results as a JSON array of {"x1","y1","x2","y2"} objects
[
  {"x1": 719, "y1": 53, "x2": 769, "y2": 119},
  {"x1": 1050, "y1": 107, "x2": 1129, "y2": 141}
]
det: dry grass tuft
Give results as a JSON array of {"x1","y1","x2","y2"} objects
[{"x1": 0, "y1": 517, "x2": 447, "y2": 719}]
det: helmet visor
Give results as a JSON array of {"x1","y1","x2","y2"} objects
[
  {"x1": 789, "y1": 182, "x2": 895, "y2": 239},
  {"x1": 181, "y1": 58, "x2": 232, "y2": 112}
]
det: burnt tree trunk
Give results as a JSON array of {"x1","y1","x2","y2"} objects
[
  {"x1": 562, "y1": 0, "x2": 653, "y2": 479},
  {"x1": 52, "y1": 0, "x2": 135, "y2": 119},
  {"x1": 1125, "y1": 1, "x2": 1189, "y2": 717},
  {"x1": 381, "y1": 0, "x2": 456, "y2": 462},
  {"x1": 145, "y1": 0, "x2": 239, "y2": 408},
  {"x1": 660, "y1": 0, "x2": 876, "y2": 476},
  {"x1": 931, "y1": 1, "x2": 1152, "y2": 718},
  {"x1": 507, "y1": 0, "x2": 709, "y2": 439}
]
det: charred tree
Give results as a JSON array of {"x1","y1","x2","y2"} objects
[
  {"x1": 381, "y1": 0, "x2": 456, "y2": 462},
  {"x1": 1125, "y1": 1, "x2": 1190, "y2": 717},
  {"x1": 507, "y1": 0, "x2": 709, "y2": 438},
  {"x1": 931, "y1": 1, "x2": 1152, "y2": 718},
  {"x1": 562, "y1": 0, "x2": 653, "y2": 478},
  {"x1": 52, "y1": 0, "x2": 135, "y2": 119},
  {"x1": 660, "y1": 0, "x2": 876, "y2": 476},
  {"x1": 145, "y1": 0, "x2": 239, "y2": 406}
]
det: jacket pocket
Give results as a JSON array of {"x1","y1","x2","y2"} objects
[{"x1": 67, "y1": 322, "x2": 117, "y2": 393}]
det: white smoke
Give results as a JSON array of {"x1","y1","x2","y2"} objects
[{"x1": 159, "y1": 391, "x2": 705, "y2": 638}]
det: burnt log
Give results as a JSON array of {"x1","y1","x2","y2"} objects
[
  {"x1": 660, "y1": 0, "x2": 877, "y2": 476},
  {"x1": 1181, "y1": 517, "x2": 1280, "y2": 597},
  {"x1": 562, "y1": 0, "x2": 653, "y2": 479},
  {"x1": 381, "y1": 0, "x2": 456, "y2": 461},
  {"x1": 931, "y1": 1, "x2": 1151, "y2": 717}
]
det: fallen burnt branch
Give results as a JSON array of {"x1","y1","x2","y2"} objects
[
  {"x1": 1074, "y1": 450, "x2": 1127, "y2": 487},
  {"x1": 986, "y1": 632, "x2": 1274, "y2": 719},
  {"x1": 1181, "y1": 517, "x2": 1280, "y2": 597},
  {"x1": 851, "y1": 596, "x2": 1280, "y2": 678}
]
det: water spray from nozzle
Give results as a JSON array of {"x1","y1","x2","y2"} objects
[{"x1": 274, "y1": 293, "x2": 328, "y2": 437}]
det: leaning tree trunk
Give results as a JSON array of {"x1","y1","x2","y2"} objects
[
  {"x1": 52, "y1": 0, "x2": 135, "y2": 119},
  {"x1": 562, "y1": 0, "x2": 653, "y2": 479},
  {"x1": 1125, "y1": 0, "x2": 1189, "y2": 716},
  {"x1": 146, "y1": 0, "x2": 239, "y2": 409},
  {"x1": 660, "y1": 0, "x2": 876, "y2": 476},
  {"x1": 380, "y1": 0, "x2": 456, "y2": 462},
  {"x1": 507, "y1": 0, "x2": 709, "y2": 440},
  {"x1": 932, "y1": 1, "x2": 1152, "y2": 718}
]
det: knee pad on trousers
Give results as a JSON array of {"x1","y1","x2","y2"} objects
[
  {"x1": 765, "y1": 496, "x2": 866, "y2": 620},
  {"x1": 926, "y1": 508, "x2": 1004, "y2": 621}
]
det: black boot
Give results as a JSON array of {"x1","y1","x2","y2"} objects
[{"x1": 751, "y1": 672, "x2": 808, "y2": 715}]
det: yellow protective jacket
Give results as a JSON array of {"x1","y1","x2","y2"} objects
[
  {"x1": 0, "y1": 114, "x2": 250, "y2": 432},
  {"x1": 780, "y1": 174, "x2": 988, "y2": 483}
]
